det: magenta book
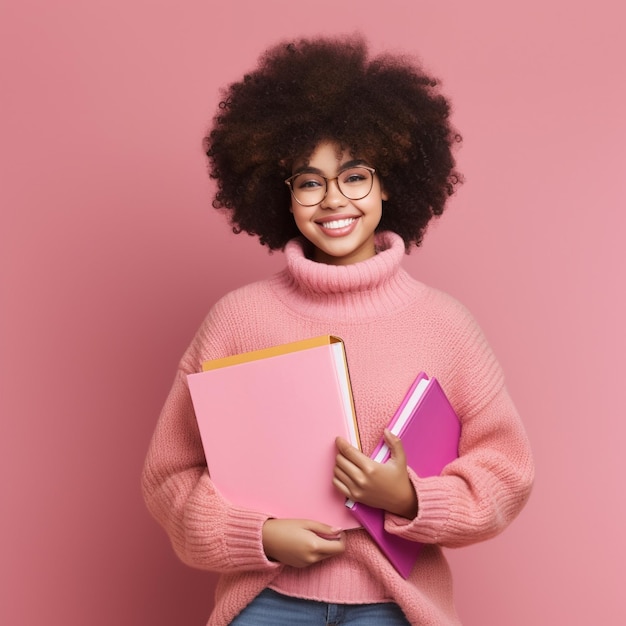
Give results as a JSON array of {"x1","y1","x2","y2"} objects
[{"x1": 346, "y1": 373, "x2": 461, "y2": 577}]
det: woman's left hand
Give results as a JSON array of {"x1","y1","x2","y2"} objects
[{"x1": 333, "y1": 429, "x2": 418, "y2": 519}]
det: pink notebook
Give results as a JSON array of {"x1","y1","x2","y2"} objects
[
  {"x1": 187, "y1": 335, "x2": 362, "y2": 529},
  {"x1": 346, "y1": 373, "x2": 460, "y2": 577}
]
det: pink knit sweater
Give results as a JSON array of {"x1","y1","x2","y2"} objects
[{"x1": 142, "y1": 231, "x2": 534, "y2": 625}]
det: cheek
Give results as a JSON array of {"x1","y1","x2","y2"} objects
[
  {"x1": 366, "y1": 196, "x2": 384, "y2": 218},
  {"x1": 289, "y1": 197, "x2": 305, "y2": 215},
  {"x1": 291, "y1": 209, "x2": 311, "y2": 234}
]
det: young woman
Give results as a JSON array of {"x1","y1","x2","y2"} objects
[{"x1": 142, "y1": 35, "x2": 534, "y2": 625}]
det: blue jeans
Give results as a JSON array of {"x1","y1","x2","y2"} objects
[{"x1": 229, "y1": 588, "x2": 411, "y2": 625}]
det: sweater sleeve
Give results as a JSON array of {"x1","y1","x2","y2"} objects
[
  {"x1": 141, "y1": 305, "x2": 283, "y2": 575},
  {"x1": 383, "y1": 301, "x2": 534, "y2": 549}
]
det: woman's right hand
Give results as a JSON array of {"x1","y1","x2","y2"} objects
[{"x1": 262, "y1": 518, "x2": 346, "y2": 568}]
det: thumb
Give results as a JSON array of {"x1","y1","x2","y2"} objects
[{"x1": 383, "y1": 428, "x2": 407, "y2": 466}]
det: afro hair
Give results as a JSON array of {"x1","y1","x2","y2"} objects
[{"x1": 204, "y1": 34, "x2": 462, "y2": 250}]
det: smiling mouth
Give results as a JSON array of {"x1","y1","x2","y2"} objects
[{"x1": 317, "y1": 217, "x2": 357, "y2": 230}]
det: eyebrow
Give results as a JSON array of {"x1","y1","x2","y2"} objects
[{"x1": 293, "y1": 159, "x2": 368, "y2": 176}]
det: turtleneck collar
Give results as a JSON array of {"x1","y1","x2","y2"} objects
[{"x1": 270, "y1": 231, "x2": 425, "y2": 320}]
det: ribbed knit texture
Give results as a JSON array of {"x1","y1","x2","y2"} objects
[{"x1": 142, "y1": 232, "x2": 534, "y2": 626}]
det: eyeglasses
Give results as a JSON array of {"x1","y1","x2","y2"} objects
[{"x1": 285, "y1": 166, "x2": 376, "y2": 207}]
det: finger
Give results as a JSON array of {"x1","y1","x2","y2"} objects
[
  {"x1": 333, "y1": 458, "x2": 363, "y2": 493},
  {"x1": 332, "y1": 475, "x2": 352, "y2": 498},
  {"x1": 302, "y1": 519, "x2": 344, "y2": 538},
  {"x1": 334, "y1": 449, "x2": 362, "y2": 477},
  {"x1": 333, "y1": 464, "x2": 371, "y2": 502},
  {"x1": 318, "y1": 534, "x2": 346, "y2": 556},
  {"x1": 315, "y1": 529, "x2": 345, "y2": 541},
  {"x1": 335, "y1": 436, "x2": 368, "y2": 468},
  {"x1": 333, "y1": 463, "x2": 356, "y2": 493},
  {"x1": 334, "y1": 436, "x2": 353, "y2": 455},
  {"x1": 383, "y1": 428, "x2": 407, "y2": 465}
]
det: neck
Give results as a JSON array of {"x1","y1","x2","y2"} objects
[
  {"x1": 271, "y1": 231, "x2": 424, "y2": 320},
  {"x1": 311, "y1": 239, "x2": 377, "y2": 266}
]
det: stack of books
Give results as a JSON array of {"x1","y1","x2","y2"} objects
[{"x1": 187, "y1": 335, "x2": 460, "y2": 577}]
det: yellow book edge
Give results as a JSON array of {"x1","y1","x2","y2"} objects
[{"x1": 201, "y1": 335, "x2": 343, "y2": 370}]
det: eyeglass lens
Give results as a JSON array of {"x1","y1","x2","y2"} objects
[{"x1": 289, "y1": 167, "x2": 374, "y2": 206}]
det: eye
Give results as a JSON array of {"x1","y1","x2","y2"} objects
[
  {"x1": 340, "y1": 168, "x2": 370, "y2": 185},
  {"x1": 294, "y1": 174, "x2": 324, "y2": 190}
]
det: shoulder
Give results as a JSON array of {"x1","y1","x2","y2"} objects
[
  {"x1": 404, "y1": 280, "x2": 504, "y2": 410},
  {"x1": 421, "y1": 282, "x2": 494, "y2": 356},
  {"x1": 208, "y1": 271, "x2": 287, "y2": 322},
  {"x1": 410, "y1": 279, "x2": 484, "y2": 341},
  {"x1": 179, "y1": 274, "x2": 283, "y2": 371}
]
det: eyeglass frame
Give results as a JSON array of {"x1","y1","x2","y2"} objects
[{"x1": 284, "y1": 165, "x2": 377, "y2": 207}]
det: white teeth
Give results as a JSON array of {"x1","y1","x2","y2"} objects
[{"x1": 321, "y1": 218, "x2": 356, "y2": 230}]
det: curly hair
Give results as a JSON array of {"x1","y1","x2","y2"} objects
[{"x1": 204, "y1": 34, "x2": 462, "y2": 250}]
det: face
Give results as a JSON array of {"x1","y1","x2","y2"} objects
[{"x1": 289, "y1": 141, "x2": 387, "y2": 266}]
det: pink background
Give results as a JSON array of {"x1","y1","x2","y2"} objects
[{"x1": 2, "y1": 1, "x2": 624, "y2": 624}]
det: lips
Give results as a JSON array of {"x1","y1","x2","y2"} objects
[
  {"x1": 315, "y1": 216, "x2": 360, "y2": 237},
  {"x1": 319, "y1": 217, "x2": 357, "y2": 230}
]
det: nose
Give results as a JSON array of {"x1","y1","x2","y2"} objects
[{"x1": 320, "y1": 177, "x2": 346, "y2": 208}]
